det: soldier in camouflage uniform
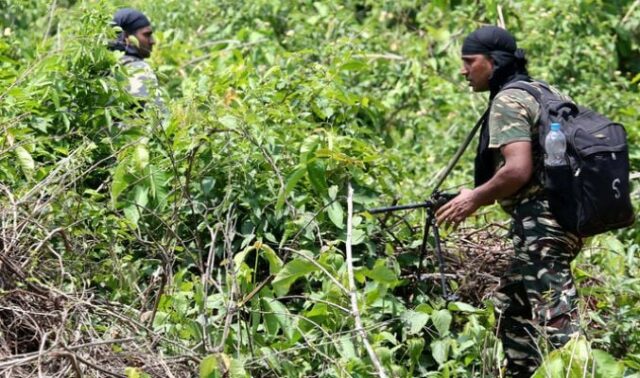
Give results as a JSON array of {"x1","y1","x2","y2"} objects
[
  {"x1": 436, "y1": 26, "x2": 582, "y2": 377},
  {"x1": 108, "y1": 8, "x2": 166, "y2": 115}
]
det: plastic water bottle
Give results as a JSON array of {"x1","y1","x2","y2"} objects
[{"x1": 544, "y1": 123, "x2": 567, "y2": 166}]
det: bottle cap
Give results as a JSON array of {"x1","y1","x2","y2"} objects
[{"x1": 550, "y1": 123, "x2": 561, "y2": 131}]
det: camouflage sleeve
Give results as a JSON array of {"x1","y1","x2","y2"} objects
[
  {"x1": 124, "y1": 59, "x2": 167, "y2": 113},
  {"x1": 488, "y1": 88, "x2": 539, "y2": 148},
  {"x1": 125, "y1": 60, "x2": 160, "y2": 99}
]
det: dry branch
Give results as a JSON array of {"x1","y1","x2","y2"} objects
[{"x1": 345, "y1": 182, "x2": 389, "y2": 378}]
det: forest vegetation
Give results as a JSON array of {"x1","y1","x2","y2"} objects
[{"x1": 0, "y1": 0, "x2": 639, "y2": 377}]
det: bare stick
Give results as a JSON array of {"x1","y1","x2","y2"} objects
[
  {"x1": 622, "y1": 0, "x2": 640, "y2": 24},
  {"x1": 497, "y1": 6, "x2": 506, "y2": 29},
  {"x1": 202, "y1": 224, "x2": 220, "y2": 352},
  {"x1": 345, "y1": 182, "x2": 388, "y2": 378}
]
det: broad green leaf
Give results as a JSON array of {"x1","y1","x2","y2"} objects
[
  {"x1": 338, "y1": 336, "x2": 356, "y2": 359},
  {"x1": 263, "y1": 310, "x2": 280, "y2": 336},
  {"x1": 430, "y1": 339, "x2": 450, "y2": 365},
  {"x1": 123, "y1": 205, "x2": 140, "y2": 226},
  {"x1": 133, "y1": 185, "x2": 149, "y2": 209},
  {"x1": 305, "y1": 302, "x2": 328, "y2": 318},
  {"x1": 407, "y1": 338, "x2": 425, "y2": 365},
  {"x1": 133, "y1": 143, "x2": 149, "y2": 172},
  {"x1": 111, "y1": 158, "x2": 130, "y2": 205},
  {"x1": 272, "y1": 258, "x2": 318, "y2": 296},
  {"x1": 15, "y1": 146, "x2": 35, "y2": 176},
  {"x1": 262, "y1": 297, "x2": 295, "y2": 341},
  {"x1": 148, "y1": 165, "x2": 168, "y2": 204},
  {"x1": 200, "y1": 354, "x2": 227, "y2": 378},
  {"x1": 233, "y1": 246, "x2": 255, "y2": 273},
  {"x1": 375, "y1": 346, "x2": 392, "y2": 364},
  {"x1": 125, "y1": 367, "x2": 151, "y2": 378},
  {"x1": 401, "y1": 310, "x2": 430, "y2": 335},
  {"x1": 593, "y1": 349, "x2": 624, "y2": 378},
  {"x1": 327, "y1": 201, "x2": 344, "y2": 229},
  {"x1": 431, "y1": 309, "x2": 452, "y2": 337},
  {"x1": 307, "y1": 159, "x2": 328, "y2": 196},
  {"x1": 228, "y1": 357, "x2": 249, "y2": 378},
  {"x1": 235, "y1": 242, "x2": 282, "y2": 277},
  {"x1": 341, "y1": 59, "x2": 367, "y2": 72},
  {"x1": 328, "y1": 185, "x2": 339, "y2": 200},
  {"x1": 447, "y1": 302, "x2": 478, "y2": 313},
  {"x1": 218, "y1": 115, "x2": 237, "y2": 128},
  {"x1": 367, "y1": 260, "x2": 397, "y2": 284},
  {"x1": 256, "y1": 242, "x2": 283, "y2": 275},
  {"x1": 415, "y1": 303, "x2": 433, "y2": 314},
  {"x1": 532, "y1": 350, "x2": 565, "y2": 378},
  {"x1": 276, "y1": 166, "x2": 306, "y2": 211},
  {"x1": 351, "y1": 229, "x2": 365, "y2": 245}
]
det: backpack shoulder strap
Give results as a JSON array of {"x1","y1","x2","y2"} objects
[{"x1": 501, "y1": 80, "x2": 547, "y2": 104}]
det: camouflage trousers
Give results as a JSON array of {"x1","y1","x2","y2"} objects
[{"x1": 494, "y1": 199, "x2": 582, "y2": 377}]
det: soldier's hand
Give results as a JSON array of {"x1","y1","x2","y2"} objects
[{"x1": 435, "y1": 188, "x2": 480, "y2": 229}]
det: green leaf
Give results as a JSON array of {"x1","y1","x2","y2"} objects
[
  {"x1": 401, "y1": 310, "x2": 430, "y2": 335},
  {"x1": 327, "y1": 201, "x2": 344, "y2": 229},
  {"x1": 133, "y1": 143, "x2": 149, "y2": 172},
  {"x1": 148, "y1": 164, "x2": 168, "y2": 204},
  {"x1": 341, "y1": 59, "x2": 367, "y2": 72},
  {"x1": 328, "y1": 185, "x2": 339, "y2": 200},
  {"x1": 367, "y1": 260, "x2": 397, "y2": 284},
  {"x1": 233, "y1": 246, "x2": 255, "y2": 273},
  {"x1": 133, "y1": 185, "x2": 149, "y2": 209},
  {"x1": 307, "y1": 159, "x2": 328, "y2": 196},
  {"x1": 447, "y1": 301, "x2": 479, "y2": 313},
  {"x1": 431, "y1": 309, "x2": 452, "y2": 337},
  {"x1": 123, "y1": 205, "x2": 140, "y2": 226},
  {"x1": 257, "y1": 243, "x2": 283, "y2": 275},
  {"x1": 407, "y1": 338, "x2": 425, "y2": 365},
  {"x1": 430, "y1": 339, "x2": 450, "y2": 365},
  {"x1": 125, "y1": 367, "x2": 151, "y2": 378},
  {"x1": 111, "y1": 158, "x2": 130, "y2": 205},
  {"x1": 351, "y1": 228, "x2": 365, "y2": 245},
  {"x1": 338, "y1": 336, "x2": 356, "y2": 359},
  {"x1": 532, "y1": 349, "x2": 565, "y2": 378},
  {"x1": 219, "y1": 115, "x2": 237, "y2": 128},
  {"x1": 263, "y1": 309, "x2": 280, "y2": 336},
  {"x1": 276, "y1": 166, "x2": 306, "y2": 211},
  {"x1": 15, "y1": 146, "x2": 35, "y2": 177},
  {"x1": 199, "y1": 354, "x2": 224, "y2": 378},
  {"x1": 593, "y1": 349, "x2": 624, "y2": 378},
  {"x1": 272, "y1": 257, "x2": 318, "y2": 296},
  {"x1": 262, "y1": 297, "x2": 295, "y2": 341}
]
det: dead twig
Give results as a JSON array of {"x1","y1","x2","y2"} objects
[{"x1": 345, "y1": 181, "x2": 388, "y2": 378}]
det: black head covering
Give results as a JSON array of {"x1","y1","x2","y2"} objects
[
  {"x1": 112, "y1": 8, "x2": 151, "y2": 34},
  {"x1": 108, "y1": 8, "x2": 151, "y2": 58},
  {"x1": 462, "y1": 26, "x2": 529, "y2": 98}
]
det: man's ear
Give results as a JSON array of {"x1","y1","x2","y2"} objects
[{"x1": 486, "y1": 54, "x2": 495, "y2": 68}]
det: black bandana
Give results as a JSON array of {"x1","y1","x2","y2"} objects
[
  {"x1": 462, "y1": 25, "x2": 517, "y2": 55},
  {"x1": 112, "y1": 8, "x2": 151, "y2": 34},
  {"x1": 462, "y1": 26, "x2": 529, "y2": 97},
  {"x1": 108, "y1": 8, "x2": 151, "y2": 58}
]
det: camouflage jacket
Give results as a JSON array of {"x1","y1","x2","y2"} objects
[{"x1": 120, "y1": 55, "x2": 167, "y2": 116}]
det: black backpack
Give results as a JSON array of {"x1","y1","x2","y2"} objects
[{"x1": 504, "y1": 81, "x2": 635, "y2": 237}]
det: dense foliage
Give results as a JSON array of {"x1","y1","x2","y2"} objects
[{"x1": 0, "y1": 0, "x2": 638, "y2": 377}]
